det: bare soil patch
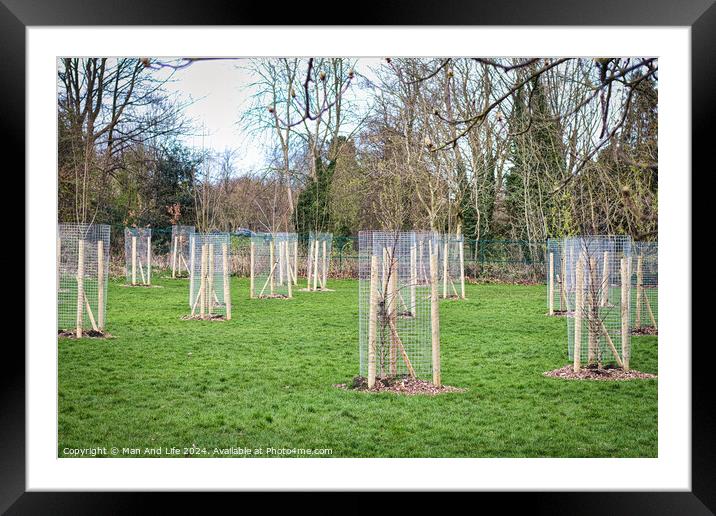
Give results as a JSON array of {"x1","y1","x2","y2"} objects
[
  {"x1": 546, "y1": 309, "x2": 570, "y2": 317},
  {"x1": 335, "y1": 375, "x2": 466, "y2": 395},
  {"x1": 544, "y1": 364, "x2": 657, "y2": 381},
  {"x1": 255, "y1": 294, "x2": 291, "y2": 299},
  {"x1": 58, "y1": 329, "x2": 114, "y2": 339},
  {"x1": 121, "y1": 284, "x2": 163, "y2": 288},
  {"x1": 298, "y1": 288, "x2": 335, "y2": 292}
]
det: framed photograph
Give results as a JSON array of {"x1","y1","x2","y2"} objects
[{"x1": 6, "y1": 0, "x2": 711, "y2": 509}]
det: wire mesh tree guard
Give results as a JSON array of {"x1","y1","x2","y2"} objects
[
  {"x1": 546, "y1": 237, "x2": 568, "y2": 315},
  {"x1": 171, "y1": 225, "x2": 195, "y2": 278},
  {"x1": 124, "y1": 227, "x2": 152, "y2": 286},
  {"x1": 249, "y1": 233, "x2": 294, "y2": 299},
  {"x1": 306, "y1": 232, "x2": 333, "y2": 291},
  {"x1": 275, "y1": 232, "x2": 299, "y2": 287},
  {"x1": 187, "y1": 233, "x2": 232, "y2": 319},
  {"x1": 564, "y1": 236, "x2": 632, "y2": 372},
  {"x1": 57, "y1": 223, "x2": 110, "y2": 337},
  {"x1": 632, "y1": 241, "x2": 658, "y2": 333},
  {"x1": 439, "y1": 229, "x2": 466, "y2": 299},
  {"x1": 358, "y1": 231, "x2": 441, "y2": 387}
]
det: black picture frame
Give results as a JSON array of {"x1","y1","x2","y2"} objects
[{"x1": 5, "y1": 0, "x2": 710, "y2": 510}]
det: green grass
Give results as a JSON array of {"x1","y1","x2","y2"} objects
[{"x1": 58, "y1": 275, "x2": 657, "y2": 458}]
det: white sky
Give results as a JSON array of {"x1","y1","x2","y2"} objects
[{"x1": 159, "y1": 58, "x2": 383, "y2": 174}]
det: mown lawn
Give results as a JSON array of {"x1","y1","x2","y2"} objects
[{"x1": 58, "y1": 275, "x2": 657, "y2": 458}]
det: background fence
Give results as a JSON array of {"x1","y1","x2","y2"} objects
[{"x1": 97, "y1": 225, "x2": 586, "y2": 284}]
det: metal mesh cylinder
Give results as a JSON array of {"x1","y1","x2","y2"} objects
[
  {"x1": 546, "y1": 238, "x2": 566, "y2": 313},
  {"x1": 359, "y1": 231, "x2": 437, "y2": 379},
  {"x1": 439, "y1": 232, "x2": 465, "y2": 299},
  {"x1": 171, "y1": 225, "x2": 195, "y2": 278},
  {"x1": 306, "y1": 232, "x2": 333, "y2": 290},
  {"x1": 564, "y1": 236, "x2": 632, "y2": 367},
  {"x1": 124, "y1": 227, "x2": 152, "y2": 285},
  {"x1": 188, "y1": 233, "x2": 232, "y2": 318},
  {"x1": 250, "y1": 233, "x2": 293, "y2": 298},
  {"x1": 57, "y1": 223, "x2": 110, "y2": 334},
  {"x1": 632, "y1": 241, "x2": 658, "y2": 331}
]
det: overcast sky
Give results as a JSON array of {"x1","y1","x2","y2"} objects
[{"x1": 159, "y1": 58, "x2": 383, "y2": 174}]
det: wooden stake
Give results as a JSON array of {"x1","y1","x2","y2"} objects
[
  {"x1": 459, "y1": 238, "x2": 465, "y2": 299},
  {"x1": 387, "y1": 318, "x2": 416, "y2": 377},
  {"x1": 199, "y1": 243, "x2": 207, "y2": 318},
  {"x1": 621, "y1": 257, "x2": 630, "y2": 371},
  {"x1": 293, "y1": 239, "x2": 298, "y2": 285},
  {"x1": 76, "y1": 239, "x2": 85, "y2": 338},
  {"x1": 97, "y1": 240, "x2": 104, "y2": 330},
  {"x1": 368, "y1": 254, "x2": 378, "y2": 388},
  {"x1": 644, "y1": 290, "x2": 657, "y2": 328},
  {"x1": 442, "y1": 239, "x2": 448, "y2": 299},
  {"x1": 131, "y1": 235, "x2": 137, "y2": 285},
  {"x1": 57, "y1": 236, "x2": 61, "y2": 293},
  {"x1": 430, "y1": 249, "x2": 441, "y2": 387},
  {"x1": 597, "y1": 318, "x2": 624, "y2": 368},
  {"x1": 601, "y1": 250, "x2": 609, "y2": 307},
  {"x1": 312, "y1": 239, "x2": 319, "y2": 291},
  {"x1": 285, "y1": 241, "x2": 293, "y2": 299},
  {"x1": 223, "y1": 243, "x2": 231, "y2": 320},
  {"x1": 250, "y1": 241, "x2": 255, "y2": 298},
  {"x1": 189, "y1": 237, "x2": 196, "y2": 304},
  {"x1": 560, "y1": 254, "x2": 567, "y2": 311},
  {"x1": 636, "y1": 254, "x2": 643, "y2": 328},
  {"x1": 388, "y1": 249, "x2": 397, "y2": 375},
  {"x1": 270, "y1": 238, "x2": 275, "y2": 295},
  {"x1": 322, "y1": 239, "x2": 328, "y2": 289},
  {"x1": 172, "y1": 236, "x2": 178, "y2": 278},
  {"x1": 549, "y1": 252, "x2": 555, "y2": 315},
  {"x1": 83, "y1": 292, "x2": 99, "y2": 332},
  {"x1": 588, "y1": 257, "x2": 599, "y2": 366},
  {"x1": 278, "y1": 238, "x2": 284, "y2": 286},
  {"x1": 147, "y1": 235, "x2": 152, "y2": 285},
  {"x1": 258, "y1": 259, "x2": 279, "y2": 298},
  {"x1": 574, "y1": 255, "x2": 584, "y2": 372},
  {"x1": 208, "y1": 243, "x2": 215, "y2": 315},
  {"x1": 410, "y1": 244, "x2": 417, "y2": 315}
]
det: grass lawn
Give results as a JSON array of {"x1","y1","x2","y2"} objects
[{"x1": 58, "y1": 275, "x2": 657, "y2": 458}]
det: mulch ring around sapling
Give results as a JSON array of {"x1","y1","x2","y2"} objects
[
  {"x1": 120, "y1": 284, "x2": 164, "y2": 288},
  {"x1": 58, "y1": 329, "x2": 114, "y2": 339},
  {"x1": 335, "y1": 375, "x2": 466, "y2": 396},
  {"x1": 544, "y1": 364, "x2": 657, "y2": 381},
  {"x1": 180, "y1": 314, "x2": 227, "y2": 321},
  {"x1": 256, "y1": 294, "x2": 291, "y2": 299},
  {"x1": 632, "y1": 326, "x2": 658, "y2": 336}
]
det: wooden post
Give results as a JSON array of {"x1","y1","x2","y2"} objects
[
  {"x1": 250, "y1": 241, "x2": 255, "y2": 299},
  {"x1": 208, "y1": 243, "x2": 215, "y2": 315},
  {"x1": 442, "y1": 239, "x2": 448, "y2": 299},
  {"x1": 147, "y1": 235, "x2": 152, "y2": 285},
  {"x1": 459, "y1": 239, "x2": 465, "y2": 299},
  {"x1": 548, "y1": 252, "x2": 555, "y2": 315},
  {"x1": 388, "y1": 249, "x2": 397, "y2": 375},
  {"x1": 621, "y1": 257, "x2": 630, "y2": 371},
  {"x1": 97, "y1": 240, "x2": 104, "y2": 330},
  {"x1": 560, "y1": 253, "x2": 567, "y2": 312},
  {"x1": 322, "y1": 239, "x2": 328, "y2": 289},
  {"x1": 278, "y1": 238, "x2": 284, "y2": 286},
  {"x1": 418, "y1": 240, "x2": 424, "y2": 284},
  {"x1": 574, "y1": 255, "x2": 584, "y2": 372},
  {"x1": 57, "y1": 236, "x2": 61, "y2": 295},
  {"x1": 368, "y1": 254, "x2": 379, "y2": 388},
  {"x1": 293, "y1": 240, "x2": 298, "y2": 285},
  {"x1": 286, "y1": 241, "x2": 293, "y2": 299},
  {"x1": 312, "y1": 239, "x2": 319, "y2": 291},
  {"x1": 410, "y1": 244, "x2": 417, "y2": 315},
  {"x1": 588, "y1": 257, "x2": 598, "y2": 366},
  {"x1": 199, "y1": 243, "x2": 207, "y2": 318},
  {"x1": 636, "y1": 254, "x2": 643, "y2": 328},
  {"x1": 223, "y1": 243, "x2": 231, "y2": 320},
  {"x1": 76, "y1": 239, "x2": 85, "y2": 338},
  {"x1": 270, "y1": 238, "x2": 275, "y2": 295},
  {"x1": 131, "y1": 235, "x2": 137, "y2": 285},
  {"x1": 430, "y1": 249, "x2": 441, "y2": 387},
  {"x1": 172, "y1": 236, "x2": 178, "y2": 278},
  {"x1": 189, "y1": 238, "x2": 196, "y2": 304},
  {"x1": 306, "y1": 239, "x2": 312, "y2": 290},
  {"x1": 600, "y1": 250, "x2": 609, "y2": 307}
]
